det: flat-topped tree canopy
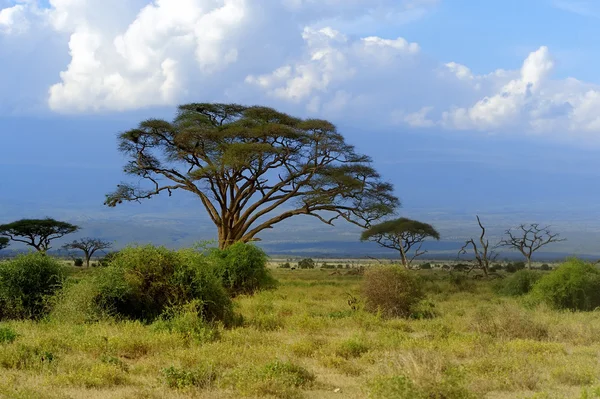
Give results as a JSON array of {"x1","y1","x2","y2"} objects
[
  {"x1": 0, "y1": 218, "x2": 80, "y2": 252},
  {"x1": 105, "y1": 103, "x2": 399, "y2": 249},
  {"x1": 361, "y1": 217, "x2": 440, "y2": 269}
]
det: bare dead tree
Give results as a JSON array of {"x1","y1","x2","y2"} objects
[
  {"x1": 499, "y1": 223, "x2": 565, "y2": 269},
  {"x1": 458, "y1": 215, "x2": 497, "y2": 276}
]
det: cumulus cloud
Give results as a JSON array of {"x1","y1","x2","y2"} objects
[{"x1": 2, "y1": 0, "x2": 600, "y2": 137}]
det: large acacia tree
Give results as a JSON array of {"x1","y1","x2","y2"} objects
[
  {"x1": 0, "y1": 218, "x2": 80, "y2": 252},
  {"x1": 105, "y1": 104, "x2": 398, "y2": 249},
  {"x1": 361, "y1": 218, "x2": 440, "y2": 269}
]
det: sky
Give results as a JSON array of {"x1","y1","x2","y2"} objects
[{"x1": 2, "y1": 0, "x2": 600, "y2": 257}]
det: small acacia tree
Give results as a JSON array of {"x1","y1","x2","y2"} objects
[
  {"x1": 361, "y1": 218, "x2": 440, "y2": 269},
  {"x1": 0, "y1": 237, "x2": 8, "y2": 251},
  {"x1": 62, "y1": 238, "x2": 113, "y2": 267},
  {"x1": 458, "y1": 215, "x2": 497, "y2": 276},
  {"x1": 105, "y1": 103, "x2": 398, "y2": 249},
  {"x1": 0, "y1": 218, "x2": 79, "y2": 253},
  {"x1": 499, "y1": 223, "x2": 565, "y2": 269}
]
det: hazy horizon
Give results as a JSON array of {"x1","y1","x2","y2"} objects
[{"x1": 2, "y1": 0, "x2": 600, "y2": 257}]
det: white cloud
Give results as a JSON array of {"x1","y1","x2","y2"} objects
[
  {"x1": 0, "y1": 2, "x2": 34, "y2": 34},
  {"x1": 2, "y1": 0, "x2": 600, "y2": 138}
]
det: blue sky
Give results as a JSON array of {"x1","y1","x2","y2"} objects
[{"x1": 1, "y1": 0, "x2": 600, "y2": 256}]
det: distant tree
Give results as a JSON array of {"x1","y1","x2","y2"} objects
[
  {"x1": 458, "y1": 216, "x2": 497, "y2": 276},
  {"x1": 62, "y1": 238, "x2": 113, "y2": 267},
  {"x1": 0, "y1": 237, "x2": 8, "y2": 251},
  {"x1": 360, "y1": 218, "x2": 440, "y2": 269},
  {"x1": 298, "y1": 258, "x2": 315, "y2": 269},
  {"x1": 0, "y1": 218, "x2": 79, "y2": 253},
  {"x1": 499, "y1": 223, "x2": 565, "y2": 269},
  {"x1": 105, "y1": 103, "x2": 398, "y2": 249}
]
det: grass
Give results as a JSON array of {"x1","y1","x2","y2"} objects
[{"x1": 1, "y1": 268, "x2": 600, "y2": 398}]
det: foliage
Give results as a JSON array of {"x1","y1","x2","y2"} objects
[
  {"x1": 420, "y1": 263, "x2": 432, "y2": 270},
  {"x1": 0, "y1": 253, "x2": 66, "y2": 320},
  {"x1": 505, "y1": 261, "x2": 526, "y2": 273},
  {"x1": 361, "y1": 218, "x2": 440, "y2": 268},
  {"x1": 162, "y1": 364, "x2": 217, "y2": 389},
  {"x1": 207, "y1": 242, "x2": 276, "y2": 296},
  {"x1": 361, "y1": 266, "x2": 425, "y2": 318},
  {"x1": 261, "y1": 360, "x2": 315, "y2": 388},
  {"x1": 540, "y1": 263, "x2": 551, "y2": 271},
  {"x1": 92, "y1": 246, "x2": 233, "y2": 323},
  {"x1": 99, "y1": 251, "x2": 120, "y2": 267},
  {"x1": 531, "y1": 258, "x2": 600, "y2": 311},
  {"x1": 298, "y1": 258, "x2": 315, "y2": 269},
  {"x1": 497, "y1": 269, "x2": 543, "y2": 296},
  {"x1": 0, "y1": 326, "x2": 17, "y2": 344},
  {"x1": 74, "y1": 258, "x2": 84, "y2": 267},
  {"x1": 279, "y1": 262, "x2": 291, "y2": 269},
  {"x1": 0, "y1": 237, "x2": 8, "y2": 251},
  {"x1": 105, "y1": 103, "x2": 399, "y2": 249},
  {"x1": 0, "y1": 218, "x2": 79, "y2": 252}
]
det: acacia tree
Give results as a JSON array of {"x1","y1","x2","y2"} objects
[
  {"x1": 105, "y1": 103, "x2": 399, "y2": 249},
  {"x1": 0, "y1": 218, "x2": 79, "y2": 252},
  {"x1": 361, "y1": 218, "x2": 440, "y2": 269},
  {"x1": 499, "y1": 223, "x2": 565, "y2": 269},
  {"x1": 458, "y1": 215, "x2": 497, "y2": 276},
  {"x1": 62, "y1": 238, "x2": 113, "y2": 267},
  {"x1": 0, "y1": 237, "x2": 8, "y2": 250}
]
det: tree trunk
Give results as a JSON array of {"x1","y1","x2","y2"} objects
[
  {"x1": 526, "y1": 256, "x2": 532, "y2": 270},
  {"x1": 398, "y1": 246, "x2": 409, "y2": 269}
]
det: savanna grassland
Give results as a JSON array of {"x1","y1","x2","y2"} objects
[{"x1": 2, "y1": 266, "x2": 600, "y2": 399}]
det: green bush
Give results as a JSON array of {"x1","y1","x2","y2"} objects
[
  {"x1": 99, "y1": 251, "x2": 119, "y2": 267},
  {"x1": 531, "y1": 259, "x2": 600, "y2": 311},
  {"x1": 505, "y1": 261, "x2": 526, "y2": 273},
  {"x1": 92, "y1": 246, "x2": 233, "y2": 323},
  {"x1": 279, "y1": 262, "x2": 291, "y2": 269},
  {"x1": 361, "y1": 266, "x2": 425, "y2": 318},
  {"x1": 497, "y1": 269, "x2": 542, "y2": 296},
  {"x1": 540, "y1": 263, "x2": 551, "y2": 271},
  {"x1": 73, "y1": 258, "x2": 84, "y2": 267},
  {"x1": 0, "y1": 253, "x2": 66, "y2": 320},
  {"x1": 420, "y1": 263, "x2": 432, "y2": 270},
  {"x1": 208, "y1": 242, "x2": 276, "y2": 296},
  {"x1": 0, "y1": 326, "x2": 17, "y2": 344}
]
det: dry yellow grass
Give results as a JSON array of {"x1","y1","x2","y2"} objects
[{"x1": 1, "y1": 269, "x2": 600, "y2": 398}]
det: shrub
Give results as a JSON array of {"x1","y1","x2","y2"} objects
[
  {"x1": 92, "y1": 246, "x2": 233, "y2": 323},
  {"x1": 0, "y1": 326, "x2": 17, "y2": 344},
  {"x1": 298, "y1": 258, "x2": 315, "y2": 269},
  {"x1": 540, "y1": 263, "x2": 551, "y2": 271},
  {"x1": 321, "y1": 263, "x2": 335, "y2": 269},
  {"x1": 497, "y1": 270, "x2": 542, "y2": 296},
  {"x1": 208, "y1": 242, "x2": 276, "y2": 296},
  {"x1": 74, "y1": 258, "x2": 84, "y2": 267},
  {"x1": 279, "y1": 262, "x2": 291, "y2": 269},
  {"x1": 162, "y1": 364, "x2": 217, "y2": 389},
  {"x1": 99, "y1": 251, "x2": 120, "y2": 267},
  {"x1": 361, "y1": 266, "x2": 425, "y2": 318},
  {"x1": 506, "y1": 261, "x2": 526, "y2": 273},
  {"x1": 0, "y1": 253, "x2": 66, "y2": 320},
  {"x1": 531, "y1": 259, "x2": 600, "y2": 311},
  {"x1": 420, "y1": 263, "x2": 432, "y2": 270}
]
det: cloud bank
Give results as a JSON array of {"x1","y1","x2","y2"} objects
[{"x1": 1, "y1": 0, "x2": 600, "y2": 137}]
